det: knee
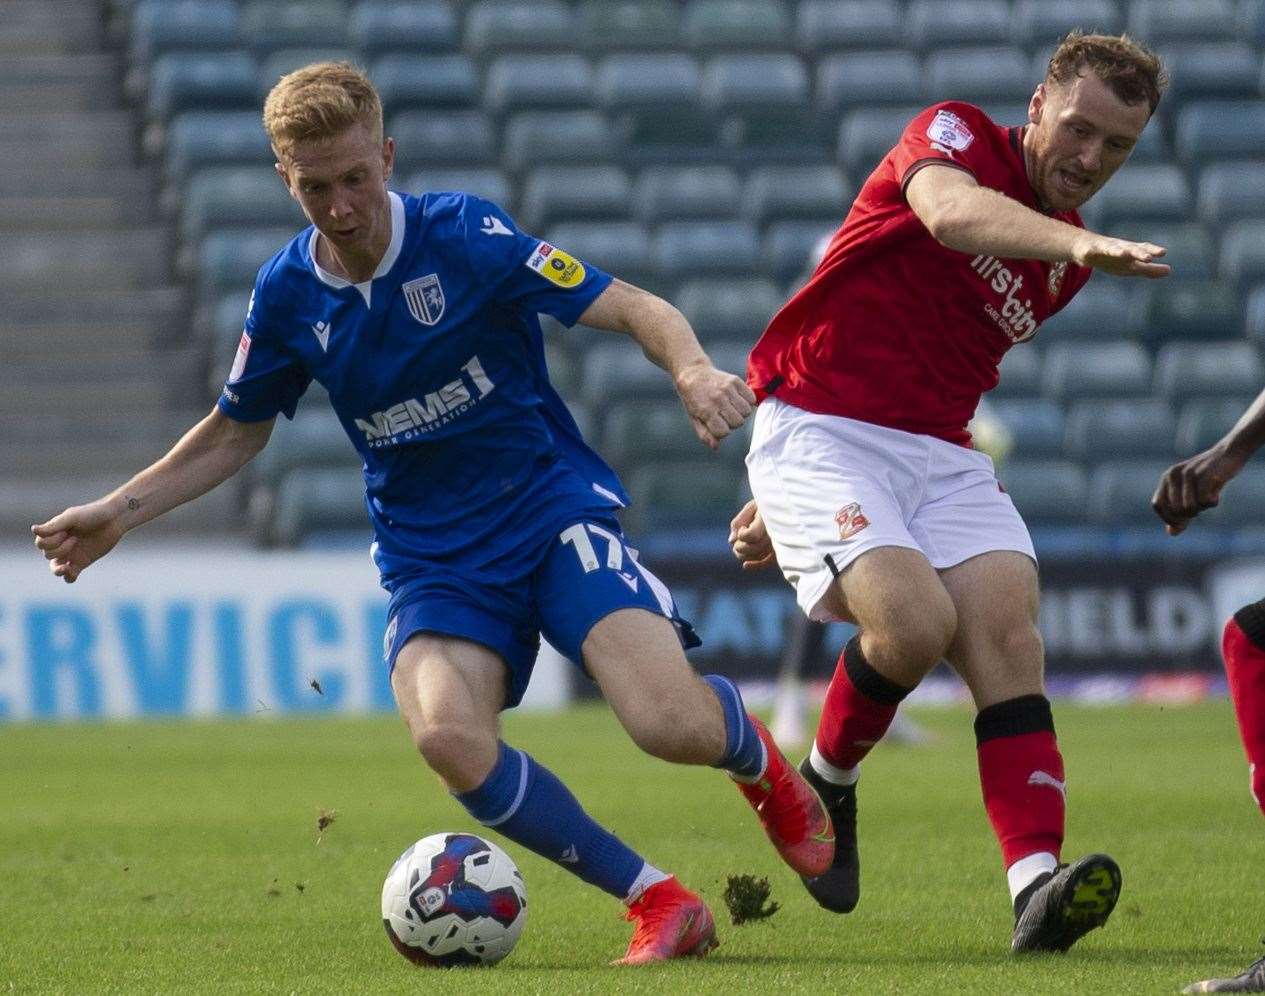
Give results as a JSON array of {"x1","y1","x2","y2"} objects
[
  {"x1": 867, "y1": 592, "x2": 957, "y2": 676},
  {"x1": 410, "y1": 720, "x2": 497, "y2": 788}
]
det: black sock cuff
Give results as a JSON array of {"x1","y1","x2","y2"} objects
[
  {"x1": 843, "y1": 635, "x2": 912, "y2": 705},
  {"x1": 974, "y1": 694, "x2": 1054, "y2": 745},
  {"x1": 1234, "y1": 598, "x2": 1265, "y2": 650}
]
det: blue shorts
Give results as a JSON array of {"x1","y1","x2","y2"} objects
[{"x1": 382, "y1": 515, "x2": 700, "y2": 708}]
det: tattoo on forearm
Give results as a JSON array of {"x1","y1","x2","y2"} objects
[{"x1": 125, "y1": 496, "x2": 140, "y2": 511}]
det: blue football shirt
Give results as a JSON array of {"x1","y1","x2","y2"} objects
[{"x1": 218, "y1": 191, "x2": 628, "y2": 582}]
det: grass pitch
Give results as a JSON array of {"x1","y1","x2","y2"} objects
[{"x1": 1, "y1": 702, "x2": 1259, "y2": 995}]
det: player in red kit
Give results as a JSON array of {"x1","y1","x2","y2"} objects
[
  {"x1": 1153, "y1": 393, "x2": 1265, "y2": 993},
  {"x1": 729, "y1": 32, "x2": 1169, "y2": 953}
]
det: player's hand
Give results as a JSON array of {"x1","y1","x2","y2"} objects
[
  {"x1": 729, "y1": 498, "x2": 776, "y2": 570},
  {"x1": 1151, "y1": 445, "x2": 1244, "y2": 536},
  {"x1": 1071, "y1": 233, "x2": 1171, "y2": 278},
  {"x1": 674, "y1": 359, "x2": 757, "y2": 450},
  {"x1": 31, "y1": 498, "x2": 127, "y2": 583}
]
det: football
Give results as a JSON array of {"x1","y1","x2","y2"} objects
[{"x1": 381, "y1": 832, "x2": 528, "y2": 967}]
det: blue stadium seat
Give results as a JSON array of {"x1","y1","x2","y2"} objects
[
  {"x1": 259, "y1": 49, "x2": 358, "y2": 97},
  {"x1": 923, "y1": 47, "x2": 1033, "y2": 104},
  {"x1": 271, "y1": 466, "x2": 367, "y2": 546},
  {"x1": 164, "y1": 111, "x2": 271, "y2": 185},
  {"x1": 251, "y1": 408, "x2": 357, "y2": 485},
  {"x1": 624, "y1": 459, "x2": 747, "y2": 534},
  {"x1": 130, "y1": 0, "x2": 240, "y2": 64},
  {"x1": 681, "y1": 0, "x2": 791, "y2": 51},
  {"x1": 1082, "y1": 163, "x2": 1191, "y2": 227},
  {"x1": 1153, "y1": 341, "x2": 1265, "y2": 401},
  {"x1": 1175, "y1": 397, "x2": 1255, "y2": 453},
  {"x1": 502, "y1": 112, "x2": 619, "y2": 171},
  {"x1": 1127, "y1": 0, "x2": 1238, "y2": 43},
  {"x1": 580, "y1": 340, "x2": 678, "y2": 407},
  {"x1": 484, "y1": 55, "x2": 594, "y2": 116},
  {"x1": 462, "y1": 1, "x2": 573, "y2": 55},
  {"x1": 817, "y1": 52, "x2": 922, "y2": 112},
  {"x1": 1063, "y1": 399, "x2": 1177, "y2": 461},
  {"x1": 1175, "y1": 100, "x2": 1265, "y2": 165},
  {"x1": 762, "y1": 220, "x2": 840, "y2": 282},
  {"x1": 545, "y1": 222, "x2": 653, "y2": 289},
  {"x1": 241, "y1": 1, "x2": 348, "y2": 53},
  {"x1": 1112, "y1": 221, "x2": 1217, "y2": 281},
  {"x1": 633, "y1": 166, "x2": 741, "y2": 223},
  {"x1": 1143, "y1": 280, "x2": 1243, "y2": 344},
  {"x1": 601, "y1": 399, "x2": 708, "y2": 472},
  {"x1": 652, "y1": 222, "x2": 760, "y2": 279},
  {"x1": 180, "y1": 166, "x2": 305, "y2": 245},
  {"x1": 594, "y1": 53, "x2": 701, "y2": 111},
  {"x1": 580, "y1": 0, "x2": 681, "y2": 51},
  {"x1": 146, "y1": 52, "x2": 257, "y2": 122},
  {"x1": 1042, "y1": 341, "x2": 1152, "y2": 399},
  {"x1": 675, "y1": 278, "x2": 783, "y2": 343},
  {"x1": 1086, "y1": 459, "x2": 1177, "y2": 525},
  {"x1": 906, "y1": 0, "x2": 1011, "y2": 50},
  {"x1": 837, "y1": 105, "x2": 924, "y2": 175},
  {"x1": 1163, "y1": 44, "x2": 1262, "y2": 106},
  {"x1": 1241, "y1": 0, "x2": 1265, "y2": 44},
  {"x1": 742, "y1": 166, "x2": 849, "y2": 225},
  {"x1": 1221, "y1": 220, "x2": 1265, "y2": 286},
  {"x1": 991, "y1": 346, "x2": 1042, "y2": 397},
  {"x1": 519, "y1": 165, "x2": 631, "y2": 231},
  {"x1": 701, "y1": 54, "x2": 810, "y2": 113},
  {"x1": 986, "y1": 398, "x2": 1066, "y2": 458},
  {"x1": 372, "y1": 55, "x2": 479, "y2": 110},
  {"x1": 1197, "y1": 466, "x2": 1265, "y2": 526},
  {"x1": 348, "y1": 1, "x2": 459, "y2": 59},
  {"x1": 1012, "y1": 0, "x2": 1123, "y2": 50},
  {"x1": 1039, "y1": 280, "x2": 1150, "y2": 339},
  {"x1": 387, "y1": 111, "x2": 494, "y2": 170},
  {"x1": 1198, "y1": 162, "x2": 1265, "y2": 225},
  {"x1": 198, "y1": 227, "x2": 299, "y2": 297},
  {"x1": 1120, "y1": 112, "x2": 1169, "y2": 163},
  {"x1": 999, "y1": 459, "x2": 1090, "y2": 525},
  {"x1": 1247, "y1": 283, "x2": 1265, "y2": 345},
  {"x1": 796, "y1": 0, "x2": 903, "y2": 53}
]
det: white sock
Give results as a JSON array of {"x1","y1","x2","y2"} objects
[
  {"x1": 1007, "y1": 851, "x2": 1058, "y2": 902},
  {"x1": 624, "y1": 862, "x2": 671, "y2": 905},
  {"x1": 810, "y1": 743, "x2": 860, "y2": 787}
]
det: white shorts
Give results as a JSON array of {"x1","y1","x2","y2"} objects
[{"x1": 746, "y1": 397, "x2": 1036, "y2": 622}]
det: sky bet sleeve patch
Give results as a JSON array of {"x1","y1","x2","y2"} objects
[{"x1": 525, "y1": 241, "x2": 586, "y2": 288}]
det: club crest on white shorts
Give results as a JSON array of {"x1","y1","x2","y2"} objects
[{"x1": 835, "y1": 502, "x2": 870, "y2": 540}]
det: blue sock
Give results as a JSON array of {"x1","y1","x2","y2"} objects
[
  {"x1": 455, "y1": 742, "x2": 647, "y2": 900},
  {"x1": 704, "y1": 674, "x2": 767, "y2": 780}
]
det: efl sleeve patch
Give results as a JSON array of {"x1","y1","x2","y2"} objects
[
  {"x1": 926, "y1": 109, "x2": 975, "y2": 152},
  {"x1": 228, "y1": 331, "x2": 251, "y2": 383},
  {"x1": 525, "y1": 241, "x2": 586, "y2": 289}
]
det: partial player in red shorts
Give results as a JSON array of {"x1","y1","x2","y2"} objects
[
  {"x1": 1153, "y1": 390, "x2": 1265, "y2": 993},
  {"x1": 732, "y1": 32, "x2": 1170, "y2": 954}
]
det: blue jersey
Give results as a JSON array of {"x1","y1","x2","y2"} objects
[{"x1": 218, "y1": 191, "x2": 627, "y2": 583}]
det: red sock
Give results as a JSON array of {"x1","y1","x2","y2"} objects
[
  {"x1": 814, "y1": 636, "x2": 910, "y2": 770},
  {"x1": 975, "y1": 695, "x2": 1065, "y2": 867},
  {"x1": 1222, "y1": 602, "x2": 1265, "y2": 818}
]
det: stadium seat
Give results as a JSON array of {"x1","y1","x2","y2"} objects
[
  {"x1": 623, "y1": 459, "x2": 746, "y2": 534},
  {"x1": 483, "y1": 55, "x2": 594, "y2": 116},
  {"x1": 519, "y1": 165, "x2": 631, "y2": 231},
  {"x1": 145, "y1": 52, "x2": 258, "y2": 123},
  {"x1": 1241, "y1": 0, "x2": 1265, "y2": 44},
  {"x1": 680, "y1": 0, "x2": 791, "y2": 51},
  {"x1": 675, "y1": 278, "x2": 784, "y2": 344},
  {"x1": 1039, "y1": 280, "x2": 1149, "y2": 339},
  {"x1": 1163, "y1": 44, "x2": 1262, "y2": 107},
  {"x1": 742, "y1": 166, "x2": 849, "y2": 225},
  {"x1": 251, "y1": 408, "x2": 357, "y2": 486},
  {"x1": 987, "y1": 398, "x2": 1066, "y2": 458},
  {"x1": 502, "y1": 112, "x2": 619, "y2": 171},
  {"x1": 1063, "y1": 399, "x2": 1177, "y2": 461},
  {"x1": 402, "y1": 169, "x2": 513, "y2": 212},
  {"x1": 130, "y1": 0, "x2": 240, "y2": 64},
  {"x1": 579, "y1": 339, "x2": 679, "y2": 407},
  {"x1": 817, "y1": 52, "x2": 922, "y2": 112},
  {"x1": 795, "y1": 0, "x2": 904, "y2": 54},
  {"x1": 270, "y1": 466, "x2": 367, "y2": 546},
  {"x1": 387, "y1": 111, "x2": 494, "y2": 171},
  {"x1": 462, "y1": 1, "x2": 574, "y2": 55},
  {"x1": 179, "y1": 166, "x2": 306, "y2": 246},
  {"x1": 1120, "y1": 112, "x2": 1169, "y2": 163},
  {"x1": 762, "y1": 220, "x2": 840, "y2": 282},
  {"x1": 1127, "y1": 0, "x2": 1238, "y2": 44},
  {"x1": 1153, "y1": 341, "x2": 1265, "y2": 401},
  {"x1": 922, "y1": 47, "x2": 1033, "y2": 104},
  {"x1": 164, "y1": 111, "x2": 272, "y2": 186},
  {"x1": 998, "y1": 459, "x2": 1090, "y2": 525},
  {"x1": 198, "y1": 227, "x2": 300, "y2": 298},
  {"x1": 906, "y1": 0, "x2": 1012, "y2": 50},
  {"x1": 1246, "y1": 284, "x2": 1265, "y2": 344},
  {"x1": 543, "y1": 339, "x2": 580, "y2": 399},
  {"x1": 651, "y1": 222, "x2": 760, "y2": 280},
  {"x1": 240, "y1": 1, "x2": 348, "y2": 53},
  {"x1": 990, "y1": 345, "x2": 1042, "y2": 398},
  {"x1": 1011, "y1": 0, "x2": 1123, "y2": 50},
  {"x1": 1082, "y1": 163, "x2": 1190, "y2": 228},
  {"x1": 259, "y1": 49, "x2": 358, "y2": 96},
  {"x1": 1221, "y1": 220, "x2": 1265, "y2": 286},
  {"x1": 601, "y1": 399, "x2": 708, "y2": 472},
  {"x1": 579, "y1": 0, "x2": 681, "y2": 50},
  {"x1": 372, "y1": 55, "x2": 479, "y2": 111},
  {"x1": 633, "y1": 166, "x2": 742, "y2": 223},
  {"x1": 348, "y1": 1, "x2": 460, "y2": 59},
  {"x1": 594, "y1": 53, "x2": 701, "y2": 111},
  {"x1": 701, "y1": 54, "x2": 810, "y2": 114},
  {"x1": 1197, "y1": 466, "x2": 1265, "y2": 526},
  {"x1": 1111, "y1": 221, "x2": 1217, "y2": 280},
  {"x1": 545, "y1": 222, "x2": 654, "y2": 290},
  {"x1": 1142, "y1": 279, "x2": 1243, "y2": 344},
  {"x1": 1175, "y1": 100, "x2": 1265, "y2": 165},
  {"x1": 1042, "y1": 341, "x2": 1152, "y2": 399},
  {"x1": 1174, "y1": 397, "x2": 1255, "y2": 453},
  {"x1": 1086, "y1": 459, "x2": 1178, "y2": 525},
  {"x1": 837, "y1": 105, "x2": 924, "y2": 176},
  {"x1": 1197, "y1": 162, "x2": 1265, "y2": 224}
]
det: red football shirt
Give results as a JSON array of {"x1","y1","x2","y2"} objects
[{"x1": 747, "y1": 101, "x2": 1091, "y2": 446}]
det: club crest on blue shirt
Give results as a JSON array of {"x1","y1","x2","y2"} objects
[{"x1": 402, "y1": 273, "x2": 445, "y2": 326}]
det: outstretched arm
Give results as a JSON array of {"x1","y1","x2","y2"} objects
[
  {"x1": 32, "y1": 407, "x2": 274, "y2": 582},
  {"x1": 578, "y1": 278, "x2": 757, "y2": 450},
  {"x1": 905, "y1": 164, "x2": 1171, "y2": 278}
]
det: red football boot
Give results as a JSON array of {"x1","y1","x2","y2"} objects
[
  {"x1": 735, "y1": 715, "x2": 835, "y2": 878},
  {"x1": 614, "y1": 877, "x2": 719, "y2": 966}
]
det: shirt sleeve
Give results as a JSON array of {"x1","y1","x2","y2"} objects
[
  {"x1": 216, "y1": 266, "x2": 311, "y2": 422},
  {"x1": 892, "y1": 101, "x2": 995, "y2": 196},
  {"x1": 457, "y1": 194, "x2": 614, "y2": 327}
]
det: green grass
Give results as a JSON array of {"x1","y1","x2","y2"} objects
[{"x1": 1, "y1": 702, "x2": 1259, "y2": 994}]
